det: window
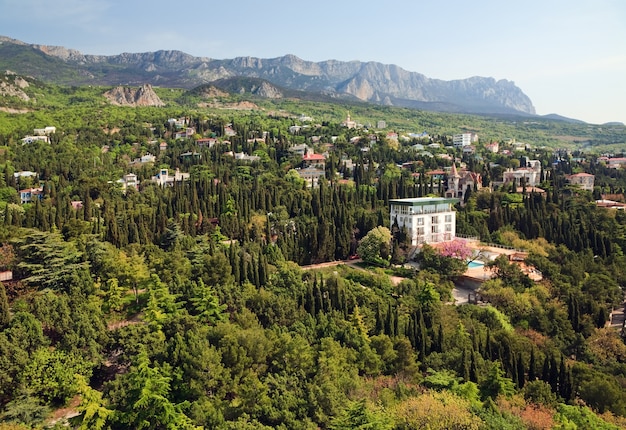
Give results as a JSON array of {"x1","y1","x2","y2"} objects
[
  {"x1": 445, "y1": 224, "x2": 452, "y2": 232},
  {"x1": 417, "y1": 217, "x2": 424, "y2": 226},
  {"x1": 432, "y1": 216, "x2": 439, "y2": 224},
  {"x1": 445, "y1": 214, "x2": 452, "y2": 223},
  {"x1": 416, "y1": 227, "x2": 424, "y2": 236},
  {"x1": 431, "y1": 225, "x2": 439, "y2": 234}
]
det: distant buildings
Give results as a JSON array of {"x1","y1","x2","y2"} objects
[
  {"x1": 341, "y1": 113, "x2": 357, "y2": 129},
  {"x1": 22, "y1": 126, "x2": 56, "y2": 144}
]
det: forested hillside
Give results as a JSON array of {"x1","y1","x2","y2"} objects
[{"x1": 1, "y1": 77, "x2": 626, "y2": 429}]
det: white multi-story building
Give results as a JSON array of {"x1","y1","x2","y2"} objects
[
  {"x1": 389, "y1": 197, "x2": 458, "y2": 246},
  {"x1": 453, "y1": 133, "x2": 476, "y2": 147}
]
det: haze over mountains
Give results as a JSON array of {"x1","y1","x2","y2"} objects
[{"x1": 0, "y1": 36, "x2": 538, "y2": 117}]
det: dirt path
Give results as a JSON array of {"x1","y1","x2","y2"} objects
[{"x1": 300, "y1": 258, "x2": 362, "y2": 270}]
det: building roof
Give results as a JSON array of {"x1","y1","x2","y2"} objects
[
  {"x1": 389, "y1": 197, "x2": 458, "y2": 206},
  {"x1": 303, "y1": 153, "x2": 325, "y2": 161}
]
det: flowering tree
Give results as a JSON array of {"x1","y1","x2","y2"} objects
[{"x1": 438, "y1": 239, "x2": 473, "y2": 260}]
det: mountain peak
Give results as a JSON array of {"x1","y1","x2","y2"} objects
[{"x1": 0, "y1": 36, "x2": 536, "y2": 116}]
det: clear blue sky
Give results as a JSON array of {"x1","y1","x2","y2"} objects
[{"x1": 1, "y1": 0, "x2": 625, "y2": 125}]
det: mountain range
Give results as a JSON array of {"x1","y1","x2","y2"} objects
[{"x1": 0, "y1": 35, "x2": 536, "y2": 116}]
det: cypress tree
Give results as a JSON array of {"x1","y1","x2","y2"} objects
[
  {"x1": 549, "y1": 356, "x2": 559, "y2": 393},
  {"x1": 528, "y1": 348, "x2": 536, "y2": 382},
  {"x1": 542, "y1": 356, "x2": 550, "y2": 383},
  {"x1": 0, "y1": 282, "x2": 9, "y2": 329},
  {"x1": 469, "y1": 350, "x2": 478, "y2": 383},
  {"x1": 461, "y1": 348, "x2": 470, "y2": 382},
  {"x1": 517, "y1": 352, "x2": 525, "y2": 389}
]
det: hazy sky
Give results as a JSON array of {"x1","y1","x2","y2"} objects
[{"x1": 1, "y1": 0, "x2": 625, "y2": 125}]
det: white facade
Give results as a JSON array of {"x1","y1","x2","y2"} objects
[
  {"x1": 453, "y1": 133, "x2": 474, "y2": 147},
  {"x1": 151, "y1": 168, "x2": 190, "y2": 186},
  {"x1": 390, "y1": 197, "x2": 458, "y2": 246}
]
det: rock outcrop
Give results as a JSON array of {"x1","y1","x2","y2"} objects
[
  {"x1": 0, "y1": 70, "x2": 31, "y2": 101},
  {"x1": 103, "y1": 84, "x2": 164, "y2": 107}
]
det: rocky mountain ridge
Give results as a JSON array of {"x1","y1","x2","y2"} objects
[{"x1": 0, "y1": 36, "x2": 535, "y2": 116}]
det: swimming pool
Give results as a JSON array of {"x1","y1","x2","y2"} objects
[{"x1": 467, "y1": 260, "x2": 485, "y2": 269}]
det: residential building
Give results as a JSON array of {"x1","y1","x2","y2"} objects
[
  {"x1": 130, "y1": 153, "x2": 156, "y2": 165},
  {"x1": 485, "y1": 142, "x2": 499, "y2": 153},
  {"x1": 377, "y1": 120, "x2": 386, "y2": 129},
  {"x1": 503, "y1": 159, "x2": 542, "y2": 187},
  {"x1": 21, "y1": 135, "x2": 49, "y2": 144},
  {"x1": 566, "y1": 173, "x2": 595, "y2": 191},
  {"x1": 296, "y1": 166, "x2": 326, "y2": 188},
  {"x1": 390, "y1": 197, "x2": 458, "y2": 246},
  {"x1": 607, "y1": 157, "x2": 626, "y2": 169},
  {"x1": 233, "y1": 152, "x2": 260, "y2": 162},
  {"x1": 151, "y1": 168, "x2": 190, "y2": 186},
  {"x1": 302, "y1": 152, "x2": 326, "y2": 170},
  {"x1": 33, "y1": 126, "x2": 56, "y2": 135},
  {"x1": 118, "y1": 173, "x2": 139, "y2": 192},
  {"x1": 20, "y1": 186, "x2": 44, "y2": 204},
  {"x1": 289, "y1": 144, "x2": 312, "y2": 157},
  {"x1": 224, "y1": 125, "x2": 237, "y2": 137},
  {"x1": 446, "y1": 163, "x2": 482, "y2": 201},
  {"x1": 386, "y1": 132, "x2": 398, "y2": 142},
  {"x1": 174, "y1": 127, "x2": 196, "y2": 140},
  {"x1": 196, "y1": 138, "x2": 217, "y2": 149},
  {"x1": 453, "y1": 133, "x2": 477, "y2": 147},
  {"x1": 13, "y1": 171, "x2": 37, "y2": 181}
]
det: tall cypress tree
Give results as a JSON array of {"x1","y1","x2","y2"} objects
[
  {"x1": 0, "y1": 282, "x2": 9, "y2": 329},
  {"x1": 516, "y1": 352, "x2": 525, "y2": 389},
  {"x1": 528, "y1": 347, "x2": 536, "y2": 382}
]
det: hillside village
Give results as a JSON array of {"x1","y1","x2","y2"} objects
[
  {"x1": 2, "y1": 81, "x2": 626, "y2": 429},
  {"x1": 15, "y1": 113, "x2": 625, "y2": 209}
]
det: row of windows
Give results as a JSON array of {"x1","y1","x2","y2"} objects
[
  {"x1": 415, "y1": 224, "x2": 453, "y2": 235},
  {"x1": 399, "y1": 215, "x2": 453, "y2": 225}
]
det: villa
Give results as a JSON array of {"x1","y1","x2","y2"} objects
[{"x1": 389, "y1": 197, "x2": 458, "y2": 246}]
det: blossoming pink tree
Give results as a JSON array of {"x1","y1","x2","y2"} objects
[{"x1": 437, "y1": 239, "x2": 473, "y2": 260}]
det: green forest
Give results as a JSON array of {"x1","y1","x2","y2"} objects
[{"x1": 1, "y1": 74, "x2": 626, "y2": 429}]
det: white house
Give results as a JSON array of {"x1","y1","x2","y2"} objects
[
  {"x1": 21, "y1": 135, "x2": 49, "y2": 144},
  {"x1": 151, "y1": 168, "x2": 190, "y2": 186},
  {"x1": 33, "y1": 126, "x2": 56, "y2": 135},
  {"x1": 118, "y1": 173, "x2": 139, "y2": 192},
  {"x1": 389, "y1": 197, "x2": 458, "y2": 246}
]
